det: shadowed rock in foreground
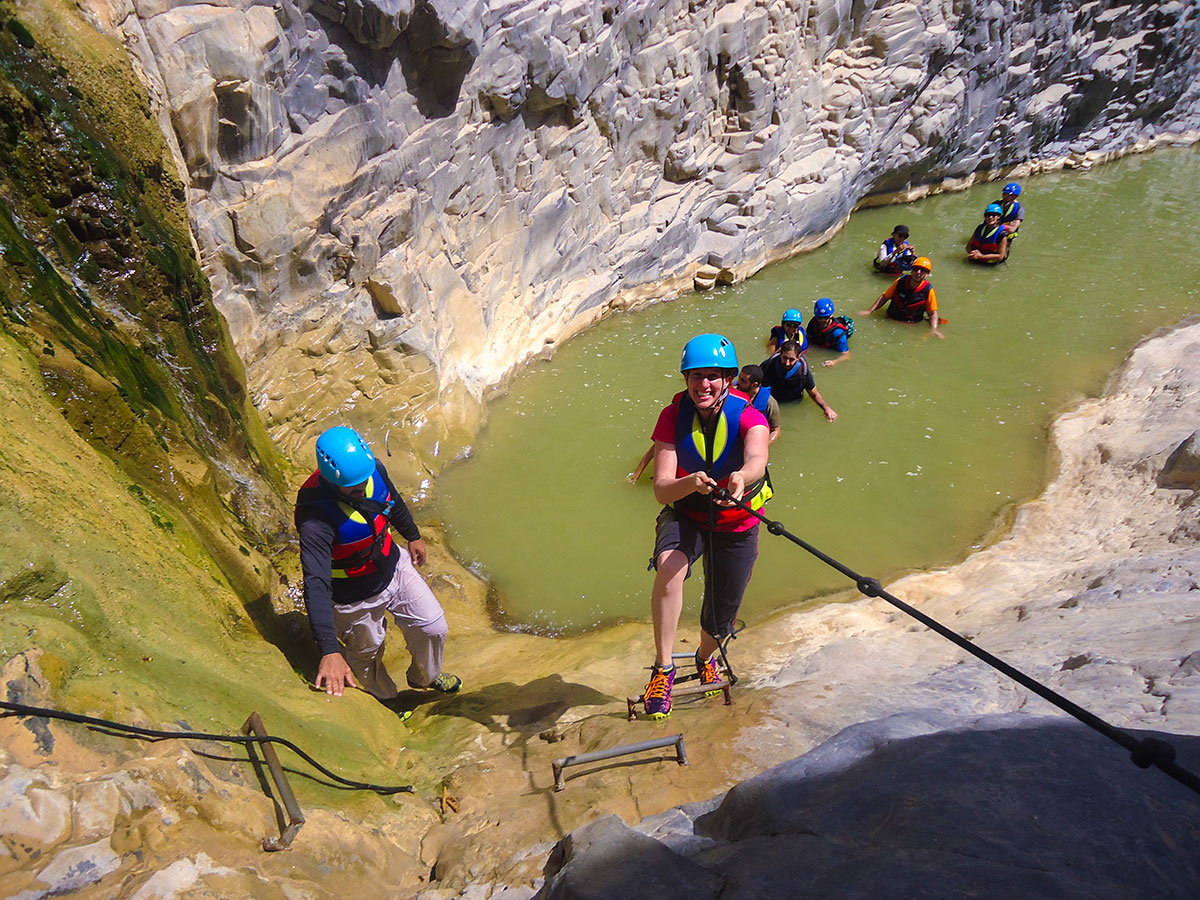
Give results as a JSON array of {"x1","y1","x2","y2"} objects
[{"x1": 539, "y1": 712, "x2": 1200, "y2": 900}]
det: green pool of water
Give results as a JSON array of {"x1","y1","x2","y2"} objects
[{"x1": 435, "y1": 147, "x2": 1200, "y2": 634}]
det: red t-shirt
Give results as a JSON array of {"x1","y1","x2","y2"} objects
[{"x1": 652, "y1": 391, "x2": 768, "y2": 532}]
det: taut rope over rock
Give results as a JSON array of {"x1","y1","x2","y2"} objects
[{"x1": 714, "y1": 488, "x2": 1200, "y2": 798}]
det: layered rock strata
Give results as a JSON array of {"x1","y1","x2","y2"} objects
[{"x1": 86, "y1": 0, "x2": 1200, "y2": 475}]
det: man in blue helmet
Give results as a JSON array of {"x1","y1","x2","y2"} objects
[
  {"x1": 806, "y1": 298, "x2": 854, "y2": 367},
  {"x1": 966, "y1": 203, "x2": 1010, "y2": 264},
  {"x1": 295, "y1": 426, "x2": 460, "y2": 706},
  {"x1": 641, "y1": 334, "x2": 771, "y2": 720},
  {"x1": 998, "y1": 182, "x2": 1024, "y2": 239}
]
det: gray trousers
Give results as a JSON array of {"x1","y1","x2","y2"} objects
[{"x1": 332, "y1": 546, "x2": 447, "y2": 699}]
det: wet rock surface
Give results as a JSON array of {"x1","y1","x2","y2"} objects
[
  {"x1": 701, "y1": 715, "x2": 1198, "y2": 900},
  {"x1": 540, "y1": 715, "x2": 1200, "y2": 900}
]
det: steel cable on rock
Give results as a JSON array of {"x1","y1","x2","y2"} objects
[
  {"x1": 0, "y1": 699, "x2": 413, "y2": 794},
  {"x1": 713, "y1": 488, "x2": 1200, "y2": 798}
]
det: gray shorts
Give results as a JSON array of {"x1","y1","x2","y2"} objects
[{"x1": 651, "y1": 507, "x2": 759, "y2": 639}]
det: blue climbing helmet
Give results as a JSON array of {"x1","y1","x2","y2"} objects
[
  {"x1": 680, "y1": 334, "x2": 739, "y2": 373},
  {"x1": 781, "y1": 308, "x2": 803, "y2": 324},
  {"x1": 985, "y1": 202, "x2": 1004, "y2": 215},
  {"x1": 814, "y1": 298, "x2": 835, "y2": 317},
  {"x1": 315, "y1": 426, "x2": 376, "y2": 486},
  {"x1": 1003, "y1": 182, "x2": 1021, "y2": 196}
]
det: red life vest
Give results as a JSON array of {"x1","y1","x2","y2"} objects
[
  {"x1": 809, "y1": 316, "x2": 848, "y2": 348},
  {"x1": 886, "y1": 277, "x2": 933, "y2": 323},
  {"x1": 294, "y1": 468, "x2": 394, "y2": 579}
]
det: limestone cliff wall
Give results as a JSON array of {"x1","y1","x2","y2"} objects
[{"x1": 87, "y1": 0, "x2": 1200, "y2": 472}]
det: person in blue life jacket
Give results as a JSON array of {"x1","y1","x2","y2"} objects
[
  {"x1": 295, "y1": 426, "x2": 461, "y2": 708},
  {"x1": 966, "y1": 203, "x2": 1010, "y2": 264},
  {"x1": 767, "y1": 308, "x2": 809, "y2": 354},
  {"x1": 630, "y1": 364, "x2": 782, "y2": 481},
  {"x1": 998, "y1": 182, "x2": 1024, "y2": 240},
  {"x1": 806, "y1": 298, "x2": 854, "y2": 367},
  {"x1": 736, "y1": 364, "x2": 782, "y2": 443},
  {"x1": 760, "y1": 339, "x2": 839, "y2": 420},
  {"x1": 874, "y1": 224, "x2": 917, "y2": 274},
  {"x1": 640, "y1": 334, "x2": 770, "y2": 720}
]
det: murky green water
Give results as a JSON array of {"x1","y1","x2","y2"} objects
[{"x1": 436, "y1": 147, "x2": 1200, "y2": 634}]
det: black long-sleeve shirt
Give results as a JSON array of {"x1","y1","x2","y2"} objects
[{"x1": 296, "y1": 463, "x2": 420, "y2": 656}]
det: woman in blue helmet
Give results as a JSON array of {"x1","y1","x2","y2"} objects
[
  {"x1": 640, "y1": 334, "x2": 770, "y2": 720},
  {"x1": 295, "y1": 426, "x2": 460, "y2": 707},
  {"x1": 967, "y1": 203, "x2": 1010, "y2": 264},
  {"x1": 767, "y1": 308, "x2": 809, "y2": 355}
]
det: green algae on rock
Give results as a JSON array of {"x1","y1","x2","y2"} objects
[{"x1": 0, "y1": 0, "x2": 289, "y2": 606}]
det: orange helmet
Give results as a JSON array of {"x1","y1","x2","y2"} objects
[{"x1": 912, "y1": 257, "x2": 932, "y2": 271}]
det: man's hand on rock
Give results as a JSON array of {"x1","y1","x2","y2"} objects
[{"x1": 316, "y1": 653, "x2": 356, "y2": 696}]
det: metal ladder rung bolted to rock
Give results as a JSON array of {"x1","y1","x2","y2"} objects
[{"x1": 552, "y1": 734, "x2": 688, "y2": 791}]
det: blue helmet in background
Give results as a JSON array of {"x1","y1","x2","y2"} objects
[
  {"x1": 986, "y1": 202, "x2": 1004, "y2": 215},
  {"x1": 315, "y1": 426, "x2": 375, "y2": 486},
  {"x1": 680, "y1": 334, "x2": 739, "y2": 373},
  {"x1": 814, "y1": 298, "x2": 835, "y2": 317},
  {"x1": 1003, "y1": 182, "x2": 1021, "y2": 196},
  {"x1": 781, "y1": 308, "x2": 803, "y2": 324}
]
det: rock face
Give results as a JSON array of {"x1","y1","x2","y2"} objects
[
  {"x1": 86, "y1": 0, "x2": 1200, "y2": 470},
  {"x1": 531, "y1": 318, "x2": 1200, "y2": 898},
  {"x1": 538, "y1": 713, "x2": 1200, "y2": 900}
]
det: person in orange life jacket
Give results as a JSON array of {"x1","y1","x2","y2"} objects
[
  {"x1": 736, "y1": 364, "x2": 781, "y2": 443},
  {"x1": 874, "y1": 224, "x2": 916, "y2": 274},
  {"x1": 296, "y1": 426, "x2": 461, "y2": 700},
  {"x1": 860, "y1": 256, "x2": 944, "y2": 339},
  {"x1": 807, "y1": 297, "x2": 853, "y2": 367},
  {"x1": 760, "y1": 339, "x2": 839, "y2": 420},
  {"x1": 641, "y1": 334, "x2": 770, "y2": 720},
  {"x1": 966, "y1": 203, "x2": 1009, "y2": 264},
  {"x1": 998, "y1": 182, "x2": 1024, "y2": 239},
  {"x1": 767, "y1": 308, "x2": 808, "y2": 354}
]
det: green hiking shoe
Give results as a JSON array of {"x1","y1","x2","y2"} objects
[{"x1": 409, "y1": 672, "x2": 463, "y2": 693}]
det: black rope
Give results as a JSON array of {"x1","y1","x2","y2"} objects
[
  {"x1": 713, "y1": 489, "x2": 1200, "y2": 797},
  {"x1": 0, "y1": 700, "x2": 413, "y2": 795}
]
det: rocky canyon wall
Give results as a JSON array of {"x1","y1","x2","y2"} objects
[{"x1": 87, "y1": 0, "x2": 1200, "y2": 478}]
